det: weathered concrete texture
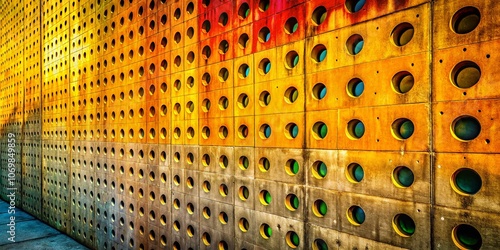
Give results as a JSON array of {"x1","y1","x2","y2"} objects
[{"x1": 0, "y1": 200, "x2": 88, "y2": 250}]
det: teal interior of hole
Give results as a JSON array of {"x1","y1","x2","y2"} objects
[
  {"x1": 264, "y1": 125, "x2": 271, "y2": 138},
  {"x1": 396, "y1": 166, "x2": 414, "y2": 187},
  {"x1": 456, "y1": 224, "x2": 482, "y2": 248},
  {"x1": 264, "y1": 61, "x2": 271, "y2": 73},
  {"x1": 241, "y1": 157, "x2": 249, "y2": 169},
  {"x1": 319, "y1": 123, "x2": 328, "y2": 138},
  {"x1": 314, "y1": 239, "x2": 328, "y2": 250},
  {"x1": 290, "y1": 232, "x2": 300, "y2": 246},
  {"x1": 317, "y1": 200, "x2": 327, "y2": 215},
  {"x1": 354, "y1": 121, "x2": 365, "y2": 138},
  {"x1": 318, "y1": 49, "x2": 327, "y2": 62},
  {"x1": 353, "y1": 40, "x2": 364, "y2": 54},
  {"x1": 264, "y1": 191, "x2": 272, "y2": 204},
  {"x1": 318, "y1": 161, "x2": 327, "y2": 177},
  {"x1": 244, "y1": 66, "x2": 250, "y2": 77},
  {"x1": 317, "y1": 84, "x2": 327, "y2": 99},
  {"x1": 397, "y1": 214, "x2": 416, "y2": 235},
  {"x1": 352, "y1": 80, "x2": 364, "y2": 96},
  {"x1": 292, "y1": 55, "x2": 299, "y2": 67},
  {"x1": 264, "y1": 224, "x2": 272, "y2": 237},
  {"x1": 242, "y1": 187, "x2": 249, "y2": 199},
  {"x1": 352, "y1": 164, "x2": 364, "y2": 182},
  {"x1": 399, "y1": 120, "x2": 414, "y2": 139},
  {"x1": 292, "y1": 22, "x2": 298, "y2": 33},
  {"x1": 454, "y1": 117, "x2": 481, "y2": 140},
  {"x1": 265, "y1": 31, "x2": 271, "y2": 42},
  {"x1": 352, "y1": 206, "x2": 365, "y2": 224},
  {"x1": 399, "y1": 74, "x2": 414, "y2": 93},
  {"x1": 290, "y1": 124, "x2": 299, "y2": 138},
  {"x1": 455, "y1": 168, "x2": 482, "y2": 194},
  {"x1": 291, "y1": 195, "x2": 299, "y2": 209},
  {"x1": 354, "y1": 0, "x2": 366, "y2": 12}
]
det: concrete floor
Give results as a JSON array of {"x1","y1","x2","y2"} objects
[{"x1": 0, "y1": 199, "x2": 88, "y2": 250}]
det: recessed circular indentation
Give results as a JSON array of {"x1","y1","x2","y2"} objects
[
  {"x1": 238, "y1": 64, "x2": 250, "y2": 79},
  {"x1": 285, "y1": 194, "x2": 300, "y2": 211},
  {"x1": 285, "y1": 123, "x2": 299, "y2": 139},
  {"x1": 186, "y1": 27, "x2": 194, "y2": 39},
  {"x1": 312, "y1": 161, "x2": 327, "y2": 179},
  {"x1": 218, "y1": 68, "x2": 229, "y2": 82},
  {"x1": 391, "y1": 22, "x2": 414, "y2": 46},
  {"x1": 285, "y1": 87, "x2": 299, "y2": 103},
  {"x1": 259, "y1": 190, "x2": 272, "y2": 205},
  {"x1": 186, "y1": 203, "x2": 194, "y2": 214},
  {"x1": 239, "y1": 218, "x2": 249, "y2": 232},
  {"x1": 451, "y1": 7, "x2": 481, "y2": 34},
  {"x1": 260, "y1": 223, "x2": 272, "y2": 239},
  {"x1": 258, "y1": 27, "x2": 271, "y2": 43},
  {"x1": 218, "y1": 126, "x2": 229, "y2": 139},
  {"x1": 347, "y1": 205, "x2": 365, "y2": 225},
  {"x1": 286, "y1": 231, "x2": 300, "y2": 248},
  {"x1": 311, "y1": 44, "x2": 327, "y2": 63},
  {"x1": 259, "y1": 91, "x2": 271, "y2": 107},
  {"x1": 202, "y1": 232, "x2": 211, "y2": 246},
  {"x1": 311, "y1": 6, "x2": 327, "y2": 26},
  {"x1": 239, "y1": 186, "x2": 250, "y2": 201},
  {"x1": 451, "y1": 116, "x2": 481, "y2": 141},
  {"x1": 202, "y1": 72, "x2": 211, "y2": 86},
  {"x1": 313, "y1": 199, "x2": 327, "y2": 217},
  {"x1": 201, "y1": 99, "x2": 211, "y2": 113},
  {"x1": 346, "y1": 119, "x2": 365, "y2": 140},
  {"x1": 284, "y1": 17, "x2": 299, "y2": 34},
  {"x1": 186, "y1": 126, "x2": 195, "y2": 139},
  {"x1": 345, "y1": 0, "x2": 366, "y2": 13},
  {"x1": 346, "y1": 163, "x2": 364, "y2": 183},
  {"x1": 258, "y1": 157, "x2": 271, "y2": 172},
  {"x1": 451, "y1": 168, "x2": 482, "y2": 195},
  {"x1": 186, "y1": 101, "x2": 195, "y2": 114},
  {"x1": 312, "y1": 83, "x2": 327, "y2": 100},
  {"x1": 202, "y1": 45, "x2": 212, "y2": 60},
  {"x1": 285, "y1": 51, "x2": 300, "y2": 69},
  {"x1": 173, "y1": 198, "x2": 180, "y2": 209},
  {"x1": 391, "y1": 119, "x2": 415, "y2": 141},
  {"x1": 219, "y1": 211, "x2": 228, "y2": 224},
  {"x1": 452, "y1": 224, "x2": 482, "y2": 250},
  {"x1": 238, "y1": 33, "x2": 250, "y2": 49},
  {"x1": 238, "y1": 3, "x2": 250, "y2": 19},
  {"x1": 451, "y1": 61, "x2": 481, "y2": 89},
  {"x1": 238, "y1": 124, "x2": 249, "y2": 139},
  {"x1": 218, "y1": 12, "x2": 228, "y2": 26},
  {"x1": 392, "y1": 71, "x2": 414, "y2": 94},
  {"x1": 186, "y1": 225, "x2": 194, "y2": 237},
  {"x1": 346, "y1": 34, "x2": 364, "y2": 55},
  {"x1": 202, "y1": 126, "x2": 211, "y2": 139},
  {"x1": 186, "y1": 2, "x2": 195, "y2": 14},
  {"x1": 239, "y1": 156, "x2": 250, "y2": 170},
  {"x1": 285, "y1": 159, "x2": 300, "y2": 176},
  {"x1": 219, "y1": 155, "x2": 229, "y2": 169},
  {"x1": 202, "y1": 207, "x2": 211, "y2": 219},
  {"x1": 259, "y1": 124, "x2": 272, "y2": 139},
  {"x1": 219, "y1": 184, "x2": 229, "y2": 197},
  {"x1": 393, "y1": 214, "x2": 416, "y2": 237},
  {"x1": 312, "y1": 122, "x2": 328, "y2": 140},
  {"x1": 218, "y1": 40, "x2": 229, "y2": 54},
  {"x1": 392, "y1": 166, "x2": 414, "y2": 188},
  {"x1": 313, "y1": 239, "x2": 329, "y2": 250},
  {"x1": 202, "y1": 180, "x2": 211, "y2": 193},
  {"x1": 258, "y1": 0, "x2": 270, "y2": 12}
]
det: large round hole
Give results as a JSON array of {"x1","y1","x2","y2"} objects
[
  {"x1": 346, "y1": 34, "x2": 364, "y2": 55},
  {"x1": 313, "y1": 239, "x2": 329, "y2": 250},
  {"x1": 391, "y1": 22, "x2": 414, "y2": 46},
  {"x1": 311, "y1": 44, "x2": 327, "y2": 63},
  {"x1": 312, "y1": 199, "x2": 327, "y2": 217},
  {"x1": 202, "y1": 45, "x2": 212, "y2": 60},
  {"x1": 312, "y1": 122, "x2": 328, "y2": 139},
  {"x1": 392, "y1": 166, "x2": 414, "y2": 188},
  {"x1": 285, "y1": 194, "x2": 300, "y2": 211},
  {"x1": 312, "y1": 161, "x2": 327, "y2": 179},
  {"x1": 259, "y1": 91, "x2": 271, "y2": 106},
  {"x1": 218, "y1": 126, "x2": 228, "y2": 139},
  {"x1": 258, "y1": 59, "x2": 272, "y2": 75},
  {"x1": 452, "y1": 224, "x2": 482, "y2": 250},
  {"x1": 239, "y1": 156, "x2": 250, "y2": 170},
  {"x1": 347, "y1": 78, "x2": 364, "y2": 97},
  {"x1": 259, "y1": 157, "x2": 271, "y2": 172},
  {"x1": 391, "y1": 118, "x2": 415, "y2": 140},
  {"x1": 237, "y1": 93, "x2": 249, "y2": 109},
  {"x1": 202, "y1": 20, "x2": 211, "y2": 33},
  {"x1": 238, "y1": 33, "x2": 250, "y2": 49},
  {"x1": 218, "y1": 68, "x2": 229, "y2": 82},
  {"x1": 259, "y1": 190, "x2": 272, "y2": 205},
  {"x1": 451, "y1": 168, "x2": 482, "y2": 195},
  {"x1": 239, "y1": 186, "x2": 249, "y2": 201},
  {"x1": 238, "y1": 64, "x2": 250, "y2": 79},
  {"x1": 346, "y1": 163, "x2": 364, "y2": 183},
  {"x1": 285, "y1": 159, "x2": 300, "y2": 176},
  {"x1": 451, "y1": 7, "x2": 481, "y2": 34},
  {"x1": 311, "y1": 6, "x2": 327, "y2": 26},
  {"x1": 286, "y1": 231, "x2": 300, "y2": 248},
  {"x1": 393, "y1": 214, "x2": 416, "y2": 237},
  {"x1": 284, "y1": 17, "x2": 299, "y2": 34},
  {"x1": 312, "y1": 83, "x2": 327, "y2": 100},
  {"x1": 260, "y1": 223, "x2": 272, "y2": 239},
  {"x1": 451, "y1": 116, "x2": 481, "y2": 141},
  {"x1": 238, "y1": 125, "x2": 249, "y2": 139},
  {"x1": 285, "y1": 51, "x2": 300, "y2": 69},
  {"x1": 392, "y1": 71, "x2": 414, "y2": 94},
  {"x1": 239, "y1": 218, "x2": 249, "y2": 232},
  {"x1": 238, "y1": 3, "x2": 250, "y2": 20},
  {"x1": 218, "y1": 12, "x2": 228, "y2": 27},
  {"x1": 345, "y1": 0, "x2": 366, "y2": 13},
  {"x1": 285, "y1": 123, "x2": 299, "y2": 139},
  {"x1": 451, "y1": 61, "x2": 481, "y2": 89},
  {"x1": 258, "y1": 0, "x2": 270, "y2": 12},
  {"x1": 284, "y1": 87, "x2": 299, "y2": 103},
  {"x1": 346, "y1": 119, "x2": 365, "y2": 140},
  {"x1": 258, "y1": 27, "x2": 271, "y2": 43},
  {"x1": 347, "y1": 205, "x2": 365, "y2": 226},
  {"x1": 259, "y1": 124, "x2": 272, "y2": 139},
  {"x1": 218, "y1": 40, "x2": 229, "y2": 55}
]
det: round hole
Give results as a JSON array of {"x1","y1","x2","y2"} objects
[
  {"x1": 452, "y1": 224, "x2": 482, "y2": 250},
  {"x1": 238, "y1": 125, "x2": 249, "y2": 139},
  {"x1": 202, "y1": 72, "x2": 211, "y2": 86},
  {"x1": 392, "y1": 166, "x2": 414, "y2": 188},
  {"x1": 202, "y1": 126, "x2": 211, "y2": 139},
  {"x1": 238, "y1": 3, "x2": 250, "y2": 20},
  {"x1": 186, "y1": 2, "x2": 194, "y2": 14},
  {"x1": 239, "y1": 218, "x2": 249, "y2": 232},
  {"x1": 202, "y1": 154, "x2": 211, "y2": 167},
  {"x1": 218, "y1": 40, "x2": 229, "y2": 55},
  {"x1": 202, "y1": 232, "x2": 211, "y2": 246},
  {"x1": 346, "y1": 119, "x2": 365, "y2": 140},
  {"x1": 451, "y1": 61, "x2": 481, "y2": 89},
  {"x1": 219, "y1": 155, "x2": 229, "y2": 169},
  {"x1": 259, "y1": 124, "x2": 272, "y2": 139},
  {"x1": 286, "y1": 231, "x2": 300, "y2": 248},
  {"x1": 392, "y1": 71, "x2": 414, "y2": 94},
  {"x1": 285, "y1": 159, "x2": 300, "y2": 176},
  {"x1": 218, "y1": 126, "x2": 228, "y2": 139},
  {"x1": 312, "y1": 199, "x2": 327, "y2": 217},
  {"x1": 451, "y1": 7, "x2": 481, "y2": 34},
  {"x1": 347, "y1": 205, "x2": 365, "y2": 225},
  {"x1": 284, "y1": 17, "x2": 299, "y2": 34},
  {"x1": 285, "y1": 194, "x2": 300, "y2": 211},
  {"x1": 259, "y1": 91, "x2": 271, "y2": 106},
  {"x1": 285, "y1": 123, "x2": 299, "y2": 139},
  {"x1": 258, "y1": 0, "x2": 270, "y2": 12},
  {"x1": 201, "y1": 98, "x2": 211, "y2": 112},
  {"x1": 186, "y1": 101, "x2": 195, "y2": 113},
  {"x1": 239, "y1": 156, "x2": 250, "y2": 170},
  {"x1": 202, "y1": 207, "x2": 211, "y2": 219},
  {"x1": 186, "y1": 177, "x2": 194, "y2": 189},
  {"x1": 186, "y1": 203, "x2": 194, "y2": 214},
  {"x1": 451, "y1": 116, "x2": 481, "y2": 141},
  {"x1": 451, "y1": 168, "x2": 482, "y2": 195},
  {"x1": 259, "y1": 190, "x2": 272, "y2": 205},
  {"x1": 391, "y1": 22, "x2": 414, "y2": 46},
  {"x1": 346, "y1": 163, "x2": 364, "y2": 183},
  {"x1": 393, "y1": 214, "x2": 416, "y2": 237},
  {"x1": 258, "y1": 157, "x2": 271, "y2": 172},
  {"x1": 219, "y1": 184, "x2": 228, "y2": 197},
  {"x1": 239, "y1": 186, "x2": 250, "y2": 201},
  {"x1": 312, "y1": 83, "x2": 327, "y2": 100},
  {"x1": 311, "y1": 6, "x2": 327, "y2": 26},
  {"x1": 237, "y1": 93, "x2": 250, "y2": 109},
  {"x1": 218, "y1": 68, "x2": 229, "y2": 82},
  {"x1": 203, "y1": 180, "x2": 211, "y2": 193},
  {"x1": 313, "y1": 239, "x2": 329, "y2": 250},
  {"x1": 238, "y1": 64, "x2": 250, "y2": 79},
  {"x1": 218, "y1": 212, "x2": 228, "y2": 224},
  {"x1": 238, "y1": 33, "x2": 250, "y2": 49},
  {"x1": 285, "y1": 51, "x2": 300, "y2": 69},
  {"x1": 345, "y1": 0, "x2": 366, "y2": 13},
  {"x1": 174, "y1": 8, "x2": 181, "y2": 20},
  {"x1": 312, "y1": 122, "x2": 328, "y2": 139},
  {"x1": 218, "y1": 12, "x2": 228, "y2": 26},
  {"x1": 202, "y1": 45, "x2": 212, "y2": 60},
  {"x1": 346, "y1": 34, "x2": 364, "y2": 55},
  {"x1": 312, "y1": 161, "x2": 327, "y2": 179},
  {"x1": 260, "y1": 223, "x2": 272, "y2": 239},
  {"x1": 187, "y1": 27, "x2": 194, "y2": 39},
  {"x1": 258, "y1": 27, "x2": 271, "y2": 43},
  {"x1": 311, "y1": 44, "x2": 327, "y2": 63}
]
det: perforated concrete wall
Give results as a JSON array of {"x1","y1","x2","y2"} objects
[{"x1": 0, "y1": 0, "x2": 499, "y2": 249}]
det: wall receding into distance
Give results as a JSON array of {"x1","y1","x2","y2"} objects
[{"x1": 0, "y1": 0, "x2": 499, "y2": 249}]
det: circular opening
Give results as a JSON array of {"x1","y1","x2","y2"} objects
[
  {"x1": 202, "y1": 154, "x2": 211, "y2": 167},
  {"x1": 312, "y1": 122, "x2": 328, "y2": 139},
  {"x1": 258, "y1": 157, "x2": 271, "y2": 172},
  {"x1": 174, "y1": 32, "x2": 181, "y2": 44},
  {"x1": 312, "y1": 161, "x2": 328, "y2": 179},
  {"x1": 346, "y1": 119, "x2": 365, "y2": 140},
  {"x1": 451, "y1": 168, "x2": 482, "y2": 195},
  {"x1": 218, "y1": 68, "x2": 229, "y2": 82},
  {"x1": 286, "y1": 231, "x2": 300, "y2": 248},
  {"x1": 391, "y1": 22, "x2": 414, "y2": 46},
  {"x1": 312, "y1": 83, "x2": 327, "y2": 100},
  {"x1": 238, "y1": 3, "x2": 251, "y2": 19},
  {"x1": 259, "y1": 59, "x2": 272, "y2": 75},
  {"x1": 284, "y1": 17, "x2": 299, "y2": 34},
  {"x1": 392, "y1": 166, "x2": 415, "y2": 188},
  {"x1": 393, "y1": 214, "x2": 416, "y2": 237},
  {"x1": 239, "y1": 186, "x2": 250, "y2": 201},
  {"x1": 202, "y1": 126, "x2": 211, "y2": 139},
  {"x1": 311, "y1": 6, "x2": 327, "y2": 26},
  {"x1": 174, "y1": 8, "x2": 181, "y2": 20},
  {"x1": 202, "y1": 46, "x2": 212, "y2": 60},
  {"x1": 219, "y1": 212, "x2": 228, "y2": 224},
  {"x1": 285, "y1": 87, "x2": 299, "y2": 103},
  {"x1": 259, "y1": 91, "x2": 271, "y2": 106},
  {"x1": 258, "y1": 27, "x2": 271, "y2": 43},
  {"x1": 313, "y1": 239, "x2": 329, "y2": 250},
  {"x1": 201, "y1": 98, "x2": 211, "y2": 113},
  {"x1": 259, "y1": 124, "x2": 272, "y2": 139},
  {"x1": 259, "y1": 190, "x2": 272, "y2": 205},
  {"x1": 312, "y1": 199, "x2": 327, "y2": 217},
  {"x1": 173, "y1": 221, "x2": 180, "y2": 231},
  {"x1": 186, "y1": 225, "x2": 194, "y2": 237},
  {"x1": 218, "y1": 126, "x2": 229, "y2": 139},
  {"x1": 451, "y1": 61, "x2": 481, "y2": 89},
  {"x1": 202, "y1": 207, "x2": 211, "y2": 219},
  {"x1": 187, "y1": 51, "x2": 195, "y2": 63},
  {"x1": 285, "y1": 123, "x2": 299, "y2": 139},
  {"x1": 239, "y1": 156, "x2": 250, "y2": 170},
  {"x1": 347, "y1": 205, "x2": 365, "y2": 226},
  {"x1": 218, "y1": 12, "x2": 228, "y2": 27},
  {"x1": 285, "y1": 159, "x2": 300, "y2": 176},
  {"x1": 218, "y1": 241, "x2": 228, "y2": 250},
  {"x1": 391, "y1": 118, "x2": 415, "y2": 140},
  {"x1": 186, "y1": 203, "x2": 194, "y2": 214},
  {"x1": 202, "y1": 232, "x2": 211, "y2": 246},
  {"x1": 186, "y1": 101, "x2": 195, "y2": 114},
  {"x1": 186, "y1": 2, "x2": 194, "y2": 14},
  {"x1": 346, "y1": 34, "x2": 364, "y2": 55},
  {"x1": 186, "y1": 177, "x2": 194, "y2": 188},
  {"x1": 451, "y1": 116, "x2": 481, "y2": 141},
  {"x1": 285, "y1": 194, "x2": 300, "y2": 211},
  {"x1": 259, "y1": 223, "x2": 273, "y2": 239},
  {"x1": 238, "y1": 33, "x2": 250, "y2": 49},
  {"x1": 452, "y1": 224, "x2": 482, "y2": 250},
  {"x1": 346, "y1": 163, "x2": 364, "y2": 183},
  {"x1": 219, "y1": 155, "x2": 229, "y2": 169},
  {"x1": 345, "y1": 0, "x2": 366, "y2": 13},
  {"x1": 285, "y1": 51, "x2": 300, "y2": 69},
  {"x1": 219, "y1": 184, "x2": 228, "y2": 197},
  {"x1": 218, "y1": 40, "x2": 229, "y2": 55},
  {"x1": 238, "y1": 125, "x2": 249, "y2": 139},
  {"x1": 239, "y1": 218, "x2": 249, "y2": 232},
  {"x1": 258, "y1": 0, "x2": 270, "y2": 12},
  {"x1": 237, "y1": 93, "x2": 250, "y2": 109},
  {"x1": 238, "y1": 64, "x2": 250, "y2": 79},
  {"x1": 311, "y1": 44, "x2": 327, "y2": 63},
  {"x1": 392, "y1": 71, "x2": 414, "y2": 94},
  {"x1": 451, "y1": 7, "x2": 481, "y2": 34}
]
